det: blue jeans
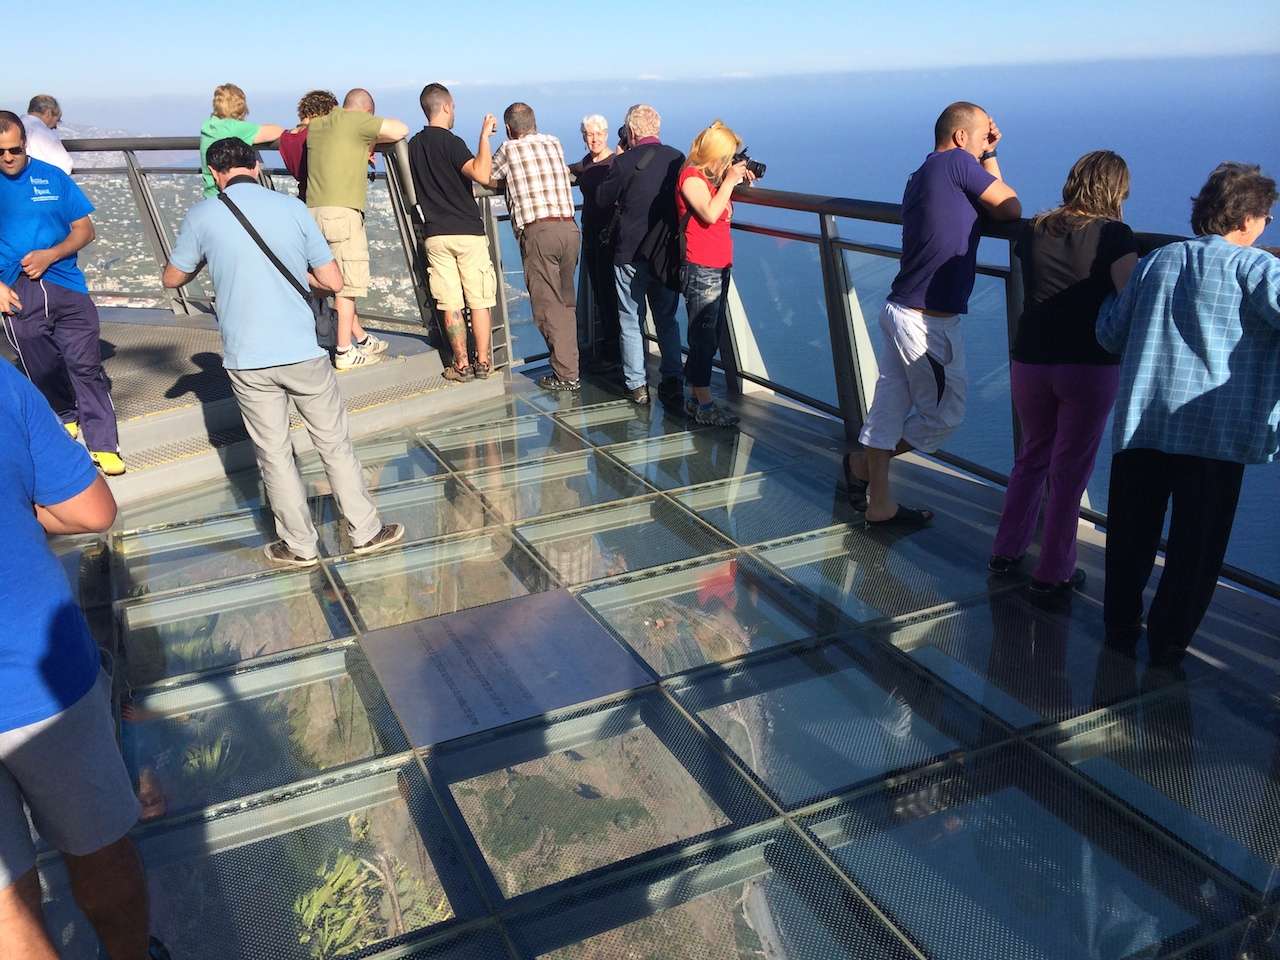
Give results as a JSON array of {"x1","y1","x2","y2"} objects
[
  {"x1": 614, "y1": 260, "x2": 682, "y2": 391},
  {"x1": 681, "y1": 263, "x2": 730, "y2": 389}
]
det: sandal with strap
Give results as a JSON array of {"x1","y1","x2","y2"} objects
[
  {"x1": 843, "y1": 453, "x2": 869, "y2": 511},
  {"x1": 865, "y1": 505, "x2": 934, "y2": 529}
]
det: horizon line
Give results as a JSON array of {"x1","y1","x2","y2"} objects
[{"x1": 53, "y1": 49, "x2": 1280, "y2": 102}]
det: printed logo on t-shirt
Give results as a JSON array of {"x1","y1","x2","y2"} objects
[{"x1": 28, "y1": 175, "x2": 59, "y2": 202}]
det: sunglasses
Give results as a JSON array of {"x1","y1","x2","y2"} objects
[{"x1": 0, "y1": 145, "x2": 25, "y2": 157}]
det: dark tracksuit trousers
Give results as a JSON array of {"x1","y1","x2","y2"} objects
[{"x1": 2, "y1": 275, "x2": 118, "y2": 452}]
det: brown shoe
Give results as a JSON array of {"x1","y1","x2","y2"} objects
[
  {"x1": 474, "y1": 361, "x2": 492, "y2": 380},
  {"x1": 263, "y1": 540, "x2": 319, "y2": 567},
  {"x1": 353, "y1": 522, "x2": 406, "y2": 555},
  {"x1": 629, "y1": 385, "x2": 650, "y2": 405},
  {"x1": 443, "y1": 364, "x2": 474, "y2": 383}
]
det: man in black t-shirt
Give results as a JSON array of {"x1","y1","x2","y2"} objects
[{"x1": 407, "y1": 83, "x2": 500, "y2": 380}]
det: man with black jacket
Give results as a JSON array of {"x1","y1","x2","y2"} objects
[{"x1": 595, "y1": 105, "x2": 685, "y2": 406}]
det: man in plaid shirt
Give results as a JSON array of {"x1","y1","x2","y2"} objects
[{"x1": 487, "y1": 102, "x2": 581, "y2": 390}]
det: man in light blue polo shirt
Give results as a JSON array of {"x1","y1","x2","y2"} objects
[{"x1": 164, "y1": 137, "x2": 403, "y2": 564}]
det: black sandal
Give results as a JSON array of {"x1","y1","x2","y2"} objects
[
  {"x1": 842, "y1": 453, "x2": 869, "y2": 511},
  {"x1": 865, "y1": 506, "x2": 934, "y2": 529}
]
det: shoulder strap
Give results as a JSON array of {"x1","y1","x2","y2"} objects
[{"x1": 216, "y1": 191, "x2": 311, "y2": 303}]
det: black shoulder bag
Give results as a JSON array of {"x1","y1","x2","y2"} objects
[
  {"x1": 599, "y1": 149, "x2": 657, "y2": 248},
  {"x1": 217, "y1": 190, "x2": 337, "y2": 349}
]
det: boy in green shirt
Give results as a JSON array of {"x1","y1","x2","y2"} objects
[{"x1": 198, "y1": 83, "x2": 283, "y2": 198}]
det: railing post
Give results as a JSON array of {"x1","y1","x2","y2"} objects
[
  {"x1": 1005, "y1": 237, "x2": 1026, "y2": 455},
  {"x1": 479, "y1": 195, "x2": 512, "y2": 370},
  {"x1": 818, "y1": 214, "x2": 870, "y2": 444},
  {"x1": 381, "y1": 142, "x2": 437, "y2": 337},
  {"x1": 121, "y1": 150, "x2": 192, "y2": 317}
]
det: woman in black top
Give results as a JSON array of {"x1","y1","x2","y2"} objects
[
  {"x1": 569, "y1": 114, "x2": 620, "y2": 367},
  {"x1": 989, "y1": 151, "x2": 1139, "y2": 594}
]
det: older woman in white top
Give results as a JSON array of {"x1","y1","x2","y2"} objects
[{"x1": 570, "y1": 113, "x2": 620, "y2": 366}]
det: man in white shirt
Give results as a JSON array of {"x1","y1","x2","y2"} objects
[{"x1": 21, "y1": 96, "x2": 72, "y2": 175}]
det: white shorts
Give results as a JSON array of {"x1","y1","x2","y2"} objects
[
  {"x1": 858, "y1": 301, "x2": 967, "y2": 454},
  {"x1": 0, "y1": 670, "x2": 140, "y2": 888}
]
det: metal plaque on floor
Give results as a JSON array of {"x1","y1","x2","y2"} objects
[{"x1": 358, "y1": 589, "x2": 654, "y2": 748}]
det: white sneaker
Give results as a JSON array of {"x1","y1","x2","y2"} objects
[
  {"x1": 357, "y1": 333, "x2": 389, "y2": 355},
  {"x1": 335, "y1": 346, "x2": 383, "y2": 371}
]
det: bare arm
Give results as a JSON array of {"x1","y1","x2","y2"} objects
[
  {"x1": 461, "y1": 114, "x2": 498, "y2": 186},
  {"x1": 308, "y1": 260, "x2": 343, "y2": 294},
  {"x1": 162, "y1": 261, "x2": 200, "y2": 288},
  {"x1": 680, "y1": 163, "x2": 746, "y2": 227},
  {"x1": 35, "y1": 474, "x2": 117, "y2": 535},
  {"x1": 376, "y1": 118, "x2": 410, "y2": 144},
  {"x1": 1111, "y1": 252, "x2": 1138, "y2": 293},
  {"x1": 20, "y1": 216, "x2": 95, "y2": 280},
  {"x1": 252, "y1": 124, "x2": 285, "y2": 145},
  {"x1": 977, "y1": 178, "x2": 1021, "y2": 221}
]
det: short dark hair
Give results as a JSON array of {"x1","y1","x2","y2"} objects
[
  {"x1": 420, "y1": 83, "x2": 452, "y2": 119},
  {"x1": 934, "y1": 101, "x2": 985, "y2": 147},
  {"x1": 0, "y1": 110, "x2": 26, "y2": 141},
  {"x1": 297, "y1": 89, "x2": 338, "y2": 122},
  {"x1": 206, "y1": 137, "x2": 257, "y2": 174},
  {"x1": 1190, "y1": 162, "x2": 1277, "y2": 237},
  {"x1": 504, "y1": 102, "x2": 536, "y2": 137}
]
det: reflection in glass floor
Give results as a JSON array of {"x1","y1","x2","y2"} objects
[{"x1": 44, "y1": 366, "x2": 1280, "y2": 959}]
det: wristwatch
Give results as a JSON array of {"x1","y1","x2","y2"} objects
[{"x1": 980, "y1": 150, "x2": 998, "y2": 162}]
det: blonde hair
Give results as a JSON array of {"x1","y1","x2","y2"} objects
[
  {"x1": 687, "y1": 120, "x2": 741, "y2": 185},
  {"x1": 211, "y1": 83, "x2": 248, "y2": 120},
  {"x1": 1036, "y1": 150, "x2": 1131, "y2": 231}
]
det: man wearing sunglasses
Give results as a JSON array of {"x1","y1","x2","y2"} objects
[{"x1": 0, "y1": 110, "x2": 122, "y2": 476}]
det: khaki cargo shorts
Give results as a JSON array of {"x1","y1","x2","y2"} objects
[
  {"x1": 311, "y1": 206, "x2": 370, "y2": 299},
  {"x1": 425, "y1": 234, "x2": 498, "y2": 312}
]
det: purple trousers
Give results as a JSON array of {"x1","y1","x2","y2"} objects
[
  {"x1": 2, "y1": 276, "x2": 118, "y2": 452},
  {"x1": 992, "y1": 361, "x2": 1119, "y2": 583}
]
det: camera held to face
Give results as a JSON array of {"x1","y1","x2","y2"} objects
[{"x1": 732, "y1": 149, "x2": 766, "y2": 180}]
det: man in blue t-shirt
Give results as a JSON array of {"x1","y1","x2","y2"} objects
[
  {"x1": 0, "y1": 361, "x2": 168, "y2": 959},
  {"x1": 0, "y1": 110, "x2": 123, "y2": 477},
  {"x1": 164, "y1": 137, "x2": 403, "y2": 564},
  {"x1": 845, "y1": 101, "x2": 1021, "y2": 527}
]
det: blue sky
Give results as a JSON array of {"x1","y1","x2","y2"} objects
[{"x1": 13, "y1": 0, "x2": 1279, "y2": 98}]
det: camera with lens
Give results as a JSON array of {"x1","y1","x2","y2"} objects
[{"x1": 732, "y1": 149, "x2": 766, "y2": 180}]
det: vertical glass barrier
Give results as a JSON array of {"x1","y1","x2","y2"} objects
[
  {"x1": 362, "y1": 179, "x2": 422, "y2": 323},
  {"x1": 729, "y1": 230, "x2": 834, "y2": 406},
  {"x1": 148, "y1": 171, "x2": 214, "y2": 300},
  {"x1": 498, "y1": 223, "x2": 537, "y2": 359},
  {"x1": 74, "y1": 173, "x2": 165, "y2": 302}
]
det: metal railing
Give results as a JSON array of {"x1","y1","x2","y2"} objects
[{"x1": 61, "y1": 137, "x2": 1279, "y2": 599}]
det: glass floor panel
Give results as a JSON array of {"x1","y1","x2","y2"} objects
[
  {"x1": 118, "y1": 472, "x2": 267, "y2": 530},
  {"x1": 579, "y1": 553, "x2": 847, "y2": 677},
  {"x1": 140, "y1": 766, "x2": 455, "y2": 960},
  {"x1": 50, "y1": 533, "x2": 110, "y2": 609},
  {"x1": 464, "y1": 449, "x2": 652, "y2": 523},
  {"x1": 296, "y1": 432, "x2": 445, "y2": 494},
  {"x1": 804, "y1": 744, "x2": 1249, "y2": 960},
  {"x1": 676, "y1": 469, "x2": 864, "y2": 546},
  {"x1": 424, "y1": 414, "x2": 588, "y2": 472},
  {"x1": 332, "y1": 530, "x2": 550, "y2": 631},
  {"x1": 120, "y1": 568, "x2": 351, "y2": 687},
  {"x1": 756, "y1": 524, "x2": 993, "y2": 624},
  {"x1": 113, "y1": 511, "x2": 280, "y2": 599},
  {"x1": 608, "y1": 430, "x2": 795, "y2": 492},
  {"x1": 315, "y1": 476, "x2": 489, "y2": 555},
  {"x1": 449, "y1": 708, "x2": 733, "y2": 898},
  {"x1": 522, "y1": 828, "x2": 914, "y2": 959},
  {"x1": 883, "y1": 593, "x2": 1166, "y2": 729},
  {"x1": 516, "y1": 496, "x2": 732, "y2": 586},
  {"x1": 675, "y1": 640, "x2": 999, "y2": 809},
  {"x1": 553, "y1": 400, "x2": 691, "y2": 447},
  {"x1": 1047, "y1": 682, "x2": 1280, "y2": 896},
  {"x1": 122, "y1": 648, "x2": 390, "y2": 816},
  {"x1": 512, "y1": 369, "x2": 628, "y2": 412}
]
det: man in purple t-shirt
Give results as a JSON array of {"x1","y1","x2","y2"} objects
[{"x1": 846, "y1": 101, "x2": 1021, "y2": 526}]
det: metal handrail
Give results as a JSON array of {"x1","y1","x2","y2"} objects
[{"x1": 59, "y1": 136, "x2": 1279, "y2": 597}]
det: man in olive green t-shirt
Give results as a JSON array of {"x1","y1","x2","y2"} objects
[{"x1": 306, "y1": 88, "x2": 409, "y2": 369}]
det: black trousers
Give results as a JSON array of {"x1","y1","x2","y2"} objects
[{"x1": 1103, "y1": 448, "x2": 1244, "y2": 661}]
